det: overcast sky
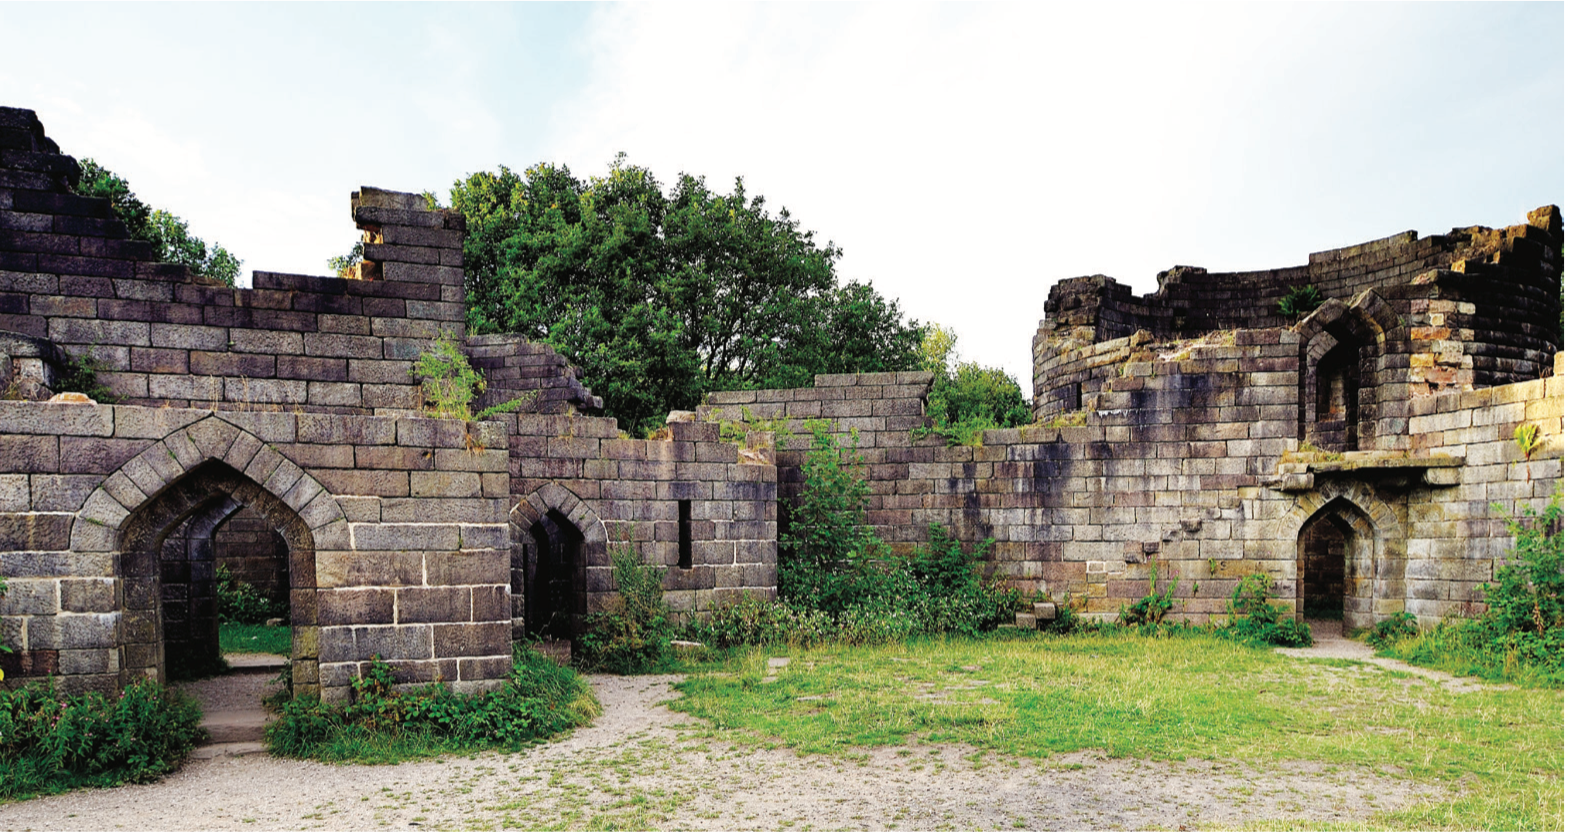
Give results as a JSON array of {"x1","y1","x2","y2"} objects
[{"x1": 1, "y1": 3, "x2": 1562, "y2": 394}]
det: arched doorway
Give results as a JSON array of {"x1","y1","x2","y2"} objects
[
  {"x1": 526, "y1": 510, "x2": 585, "y2": 642},
  {"x1": 116, "y1": 460, "x2": 313, "y2": 687},
  {"x1": 1295, "y1": 498, "x2": 1377, "y2": 631}
]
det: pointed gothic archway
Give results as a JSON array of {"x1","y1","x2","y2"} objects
[
  {"x1": 69, "y1": 415, "x2": 345, "y2": 694},
  {"x1": 1277, "y1": 479, "x2": 1404, "y2": 631},
  {"x1": 509, "y1": 484, "x2": 609, "y2": 651}
]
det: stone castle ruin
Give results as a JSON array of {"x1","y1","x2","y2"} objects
[{"x1": 0, "y1": 106, "x2": 1561, "y2": 701}]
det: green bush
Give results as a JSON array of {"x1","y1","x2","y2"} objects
[
  {"x1": 0, "y1": 679, "x2": 203, "y2": 799},
  {"x1": 1366, "y1": 611, "x2": 1419, "y2": 649},
  {"x1": 1214, "y1": 573, "x2": 1313, "y2": 648},
  {"x1": 1470, "y1": 495, "x2": 1563, "y2": 668},
  {"x1": 264, "y1": 645, "x2": 599, "y2": 762},
  {"x1": 777, "y1": 420, "x2": 890, "y2": 614},
  {"x1": 577, "y1": 541, "x2": 673, "y2": 674},
  {"x1": 216, "y1": 565, "x2": 288, "y2": 626},
  {"x1": 766, "y1": 422, "x2": 1027, "y2": 644},
  {"x1": 690, "y1": 522, "x2": 1025, "y2": 649},
  {"x1": 1381, "y1": 494, "x2": 1563, "y2": 687}
]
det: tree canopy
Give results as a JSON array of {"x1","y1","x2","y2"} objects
[
  {"x1": 71, "y1": 159, "x2": 242, "y2": 286},
  {"x1": 917, "y1": 324, "x2": 1033, "y2": 445},
  {"x1": 449, "y1": 157, "x2": 923, "y2": 432}
]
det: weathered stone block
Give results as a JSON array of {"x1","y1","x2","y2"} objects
[
  {"x1": 319, "y1": 588, "x2": 395, "y2": 626},
  {"x1": 410, "y1": 471, "x2": 481, "y2": 498},
  {"x1": 353, "y1": 523, "x2": 460, "y2": 552},
  {"x1": 397, "y1": 587, "x2": 470, "y2": 623},
  {"x1": 424, "y1": 549, "x2": 507, "y2": 586}
]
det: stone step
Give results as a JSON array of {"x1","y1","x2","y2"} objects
[
  {"x1": 224, "y1": 653, "x2": 288, "y2": 674},
  {"x1": 201, "y1": 709, "x2": 270, "y2": 744},
  {"x1": 1033, "y1": 601, "x2": 1058, "y2": 621},
  {"x1": 189, "y1": 741, "x2": 268, "y2": 760},
  {"x1": 1014, "y1": 612, "x2": 1038, "y2": 630}
]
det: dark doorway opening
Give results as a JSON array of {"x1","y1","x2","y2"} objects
[
  {"x1": 526, "y1": 510, "x2": 586, "y2": 642},
  {"x1": 1298, "y1": 513, "x2": 1349, "y2": 621}
]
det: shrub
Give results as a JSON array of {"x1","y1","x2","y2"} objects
[
  {"x1": 1469, "y1": 495, "x2": 1563, "y2": 669},
  {"x1": 577, "y1": 540, "x2": 673, "y2": 674},
  {"x1": 725, "y1": 418, "x2": 1028, "y2": 649},
  {"x1": 1366, "y1": 611, "x2": 1419, "y2": 649},
  {"x1": 264, "y1": 646, "x2": 599, "y2": 762},
  {"x1": 0, "y1": 679, "x2": 203, "y2": 799},
  {"x1": 687, "y1": 524, "x2": 1025, "y2": 649},
  {"x1": 1215, "y1": 573, "x2": 1313, "y2": 647},
  {"x1": 216, "y1": 564, "x2": 288, "y2": 626},
  {"x1": 1383, "y1": 494, "x2": 1564, "y2": 688},
  {"x1": 777, "y1": 420, "x2": 890, "y2": 614}
]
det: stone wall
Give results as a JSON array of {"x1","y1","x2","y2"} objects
[
  {"x1": 712, "y1": 349, "x2": 1562, "y2": 627},
  {"x1": 1034, "y1": 208, "x2": 1563, "y2": 420},
  {"x1": 0, "y1": 404, "x2": 511, "y2": 700},
  {"x1": 0, "y1": 102, "x2": 1558, "y2": 698},
  {"x1": 1400, "y1": 355, "x2": 1565, "y2": 620},
  {"x1": 0, "y1": 105, "x2": 777, "y2": 697}
]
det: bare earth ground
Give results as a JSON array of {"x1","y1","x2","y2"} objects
[{"x1": 0, "y1": 624, "x2": 1469, "y2": 832}]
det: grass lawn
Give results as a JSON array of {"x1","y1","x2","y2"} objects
[
  {"x1": 218, "y1": 623, "x2": 291, "y2": 656},
  {"x1": 669, "y1": 631, "x2": 1564, "y2": 831}
]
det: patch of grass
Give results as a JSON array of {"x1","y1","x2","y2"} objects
[
  {"x1": 668, "y1": 633, "x2": 1563, "y2": 830},
  {"x1": 219, "y1": 623, "x2": 292, "y2": 656},
  {"x1": 1377, "y1": 623, "x2": 1562, "y2": 690},
  {"x1": 264, "y1": 645, "x2": 599, "y2": 763}
]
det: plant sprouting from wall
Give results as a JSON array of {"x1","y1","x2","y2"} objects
[
  {"x1": 1276, "y1": 285, "x2": 1326, "y2": 319},
  {"x1": 413, "y1": 332, "x2": 531, "y2": 422},
  {"x1": 1514, "y1": 423, "x2": 1543, "y2": 459}
]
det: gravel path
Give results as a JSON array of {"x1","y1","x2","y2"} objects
[{"x1": 0, "y1": 626, "x2": 1455, "y2": 831}]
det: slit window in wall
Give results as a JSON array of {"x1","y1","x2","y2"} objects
[{"x1": 678, "y1": 499, "x2": 693, "y2": 570}]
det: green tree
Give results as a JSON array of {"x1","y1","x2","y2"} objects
[
  {"x1": 71, "y1": 159, "x2": 241, "y2": 286},
  {"x1": 918, "y1": 323, "x2": 1032, "y2": 444},
  {"x1": 447, "y1": 157, "x2": 922, "y2": 433}
]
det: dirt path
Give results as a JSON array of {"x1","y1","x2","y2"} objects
[{"x1": 0, "y1": 629, "x2": 1455, "y2": 831}]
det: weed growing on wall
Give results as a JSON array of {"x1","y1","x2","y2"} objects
[
  {"x1": 52, "y1": 351, "x2": 118, "y2": 404},
  {"x1": 1118, "y1": 564, "x2": 1178, "y2": 627},
  {"x1": 1276, "y1": 284, "x2": 1326, "y2": 319},
  {"x1": 0, "y1": 679, "x2": 203, "y2": 799},
  {"x1": 707, "y1": 406, "x2": 789, "y2": 444},
  {"x1": 264, "y1": 646, "x2": 599, "y2": 763},
  {"x1": 413, "y1": 332, "x2": 529, "y2": 422}
]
